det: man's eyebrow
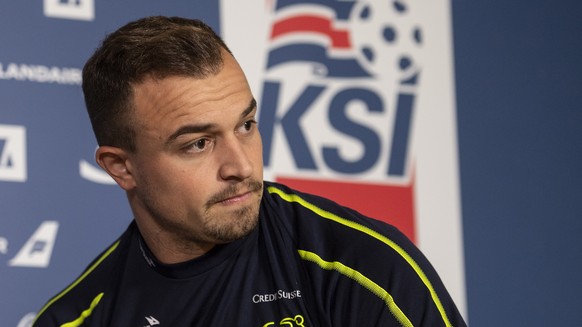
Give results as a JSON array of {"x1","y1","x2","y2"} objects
[
  {"x1": 165, "y1": 123, "x2": 215, "y2": 146},
  {"x1": 241, "y1": 98, "x2": 257, "y2": 118},
  {"x1": 165, "y1": 98, "x2": 257, "y2": 146}
]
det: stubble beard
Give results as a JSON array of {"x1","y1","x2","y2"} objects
[
  {"x1": 201, "y1": 197, "x2": 261, "y2": 243},
  {"x1": 142, "y1": 180, "x2": 263, "y2": 247},
  {"x1": 200, "y1": 179, "x2": 263, "y2": 243}
]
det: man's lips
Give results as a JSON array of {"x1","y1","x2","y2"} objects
[
  {"x1": 216, "y1": 191, "x2": 253, "y2": 205},
  {"x1": 207, "y1": 181, "x2": 263, "y2": 206}
]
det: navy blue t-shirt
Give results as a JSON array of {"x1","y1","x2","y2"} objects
[{"x1": 33, "y1": 181, "x2": 466, "y2": 326}]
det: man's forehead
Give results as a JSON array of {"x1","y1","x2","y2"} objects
[
  {"x1": 129, "y1": 54, "x2": 252, "y2": 131},
  {"x1": 164, "y1": 98, "x2": 257, "y2": 145},
  {"x1": 133, "y1": 64, "x2": 247, "y2": 111}
]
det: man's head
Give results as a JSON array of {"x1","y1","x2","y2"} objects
[
  {"x1": 83, "y1": 16, "x2": 231, "y2": 152},
  {"x1": 85, "y1": 16, "x2": 263, "y2": 263}
]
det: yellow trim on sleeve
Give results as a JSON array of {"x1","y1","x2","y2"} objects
[
  {"x1": 268, "y1": 186, "x2": 453, "y2": 327},
  {"x1": 298, "y1": 249, "x2": 413, "y2": 327},
  {"x1": 60, "y1": 292, "x2": 104, "y2": 327},
  {"x1": 33, "y1": 240, "x2": 120, "y2": 325}
]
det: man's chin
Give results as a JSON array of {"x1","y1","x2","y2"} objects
[{"x1": 204, "y1": 206, "x2": 259, "y2": 243}]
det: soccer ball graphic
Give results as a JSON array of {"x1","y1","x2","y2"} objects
[{"x1": 349, "y1": 0, "x2": 422, "y2": 82}]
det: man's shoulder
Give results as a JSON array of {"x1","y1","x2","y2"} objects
[
  {"x1": 262, "y1": 180, "x2": 400, "y2": 233},
  {"x1": 262, "y1": 180, "x2": 361, "y2": 216},
  {"x1": 261, "y1": 180, "x2": 409, "y2": 252},
  {"x1": 33, "y1": 223, "x2": 135, "y2": 325}
]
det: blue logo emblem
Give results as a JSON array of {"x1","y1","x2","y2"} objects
[{"x1": 259, "y1": 0, "x2": 423, "y2": 177}]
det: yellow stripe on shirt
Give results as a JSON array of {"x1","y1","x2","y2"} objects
[
  {"x1": 60, "y1": 292, "x2": 104, "y2": 327},
  {"x1": 268, "y1": 185, "x2": 453, "y2": 327},
  {"x1": 298, "y1": 249, "x2": 413, "y2": 327}
]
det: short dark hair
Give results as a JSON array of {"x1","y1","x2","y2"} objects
[{"x1": 82, "y1": 16, "x2": 231, "y2": 151}]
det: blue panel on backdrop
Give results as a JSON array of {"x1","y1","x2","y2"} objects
[
  {"x1": 0, "y1": 2, "x2": 219, "y2": 326},
  {"x1": 453, "y1": 0, "x2": 582, "y2": 326}
]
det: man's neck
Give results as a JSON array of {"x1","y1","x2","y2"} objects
[{"x1": 135, "y1": 219, "x2": 215, "y2": 265}]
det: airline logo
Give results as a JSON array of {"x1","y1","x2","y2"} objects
[
  {"x1": 43, "y1": 0, "x2": 95, "y2": 21},
  {"x1": 2, "y1": 221, "x2": 59, "y2": 269},
  {"x1": 8, "y1": 221, "x2": 59, "y2": 268},
  {"x1": 0, "y1": 124, "x2": 27, "y2": 182}
]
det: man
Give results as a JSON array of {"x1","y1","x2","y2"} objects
[{"x1": 34, "y1": 16, "x2": 466, "y2": 326}]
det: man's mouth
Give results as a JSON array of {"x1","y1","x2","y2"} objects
[
  {"x1": 208, "y1": 181, "x2": 263, "y2": 206},
  {"x1": 217, "y1": 191, "x2": 252, "y2": 205}
]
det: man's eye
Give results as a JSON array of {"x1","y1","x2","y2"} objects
[
  {"x1": 240, "y1": 120, "x2": 256, "y2": 133},
  {"x1": 194, "y1": 139, "x2": 207, "y2": 149},
  {"x1": 185, "y1": 138, "x2": 212, "y2": 153}
]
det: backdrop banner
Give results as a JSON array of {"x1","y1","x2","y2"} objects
[{"x1": 0, "y1": 1, "x2": 466, "y2": 325}]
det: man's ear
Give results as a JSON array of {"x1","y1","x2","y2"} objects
[{"x1": 95, "y1": 146, "x2": 136, "y2": 191}]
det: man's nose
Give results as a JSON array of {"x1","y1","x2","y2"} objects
[{"x1": 218, "y1": 136, "x2": 253, "y2": 181}]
